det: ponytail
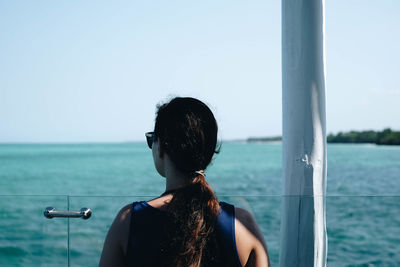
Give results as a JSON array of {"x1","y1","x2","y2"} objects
[
  {"x1": 153, "y1": 97, "x2": 221, "y2": 266},
  {"x1": 162, "y1": 173, "x2": 221, "y2": 267}
]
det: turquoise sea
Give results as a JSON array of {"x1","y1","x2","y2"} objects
[{"x1": 1, "y1": 142, "x2": 399, "y2": 266}]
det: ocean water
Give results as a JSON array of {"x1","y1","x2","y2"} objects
[{"x1": 0, "y1": 142, "x2": 399, "y2": 266}]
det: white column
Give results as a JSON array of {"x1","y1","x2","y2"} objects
[{"x1": 280, "y1": 0, "x2": 327, "y2": 266}]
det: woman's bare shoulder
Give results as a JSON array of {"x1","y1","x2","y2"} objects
[
  {"x1": 117, "y1": 203, "x2": 133, "y2": 222},
  {"x1": 99, "y1": 203, "x2": 133, "y2": 267},
  {"x1": 112, "y1": 203, "x2": 133, "y2": 250},
  {"x1": 234, "y1": 207, "x2": 270, "y2": 267},
  {"x1": 235, "y1": 207, "x2": 256, "y2": 226},
  {"x1": 146, "y1": 194, "x2": 173, "y2": 210},
  {"x1": 235, "y1": 207, "x2": 264, "y2": 240}
]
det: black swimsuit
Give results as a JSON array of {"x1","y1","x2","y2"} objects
[{"x1": 124, "y1": 201, "x2": 242, "y2": 267}]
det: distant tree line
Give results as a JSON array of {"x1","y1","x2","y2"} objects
[
  {"x1": 247, "y1": 128, "x2": 400, "y2": 145},
  {"x1": 247, "y1": 136, "x2": 282, "y2": 142},
  {"x1": 327, "y1": 128, "x2": 400, "y2": 145}
]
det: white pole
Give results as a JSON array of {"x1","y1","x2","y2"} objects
[{"x1": 280, "y1": 0, "x2": 327, "y2": 266}]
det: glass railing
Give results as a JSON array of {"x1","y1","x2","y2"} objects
[
  {"x1": 0, "y1": 195, "x2": 69, "y2": 266},
  {"x1": 1, "y1": 195, "x2": 399, "y2": 266}
]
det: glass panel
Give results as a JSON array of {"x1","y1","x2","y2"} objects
[
  {"x1": 326, "y1": 196, "x2": 400, "y2": 266},
  {"x1": 0, "y1": 195, "x2": 68, "y2": 267},
  {"x1": 67, "y1": 195, "x2": 400, "y2": 266},
  {"x1": 68, "y1": 195, "x2": 281, "y2": 266},
  {"x1": 68, "y1": 196, "x2": 144, "y2": 266},
  {"x1": 279, "y1": 195, "x2": 400, "y2": 266}
]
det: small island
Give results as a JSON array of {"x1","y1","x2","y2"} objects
[
  {"x1": 247, "y1": 136, "x2": 282, "y2": 143},
  {"x1": 327, "y1": 128, "x2": 400, "y2": 145},
  {"x1": 246, "y1": 128, "x2": 400, "y2": 145}
]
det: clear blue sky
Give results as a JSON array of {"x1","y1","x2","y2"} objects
[{"x1": 1, "y1": 0, "x2": 399, "y2": 143}]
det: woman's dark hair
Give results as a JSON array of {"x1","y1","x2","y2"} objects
[{"x1": 154, "y1": 97, "x2": 221, "y2": 267}]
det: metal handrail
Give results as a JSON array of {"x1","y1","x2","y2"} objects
[{"x1": 44, "y1": 207, "x2": 92, "y2": 220}]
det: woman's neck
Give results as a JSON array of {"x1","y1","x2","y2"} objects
[
  {"x1": 163, "y1": 160, "x2": 192, "y2": 192},
  {"x1": 163, "y1": 153, "x2": 192, "y2": 192},
  {"x1": 165, "y1": 170, "x2": 193, "y2": 192}
]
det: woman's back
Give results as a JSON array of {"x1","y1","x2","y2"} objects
[
  {"x1": 100, "y1": 194, "x2": 269, "y2": 267},
  {"x1": 125, "y1": 200, "x2": 242, "y2": 267}
]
